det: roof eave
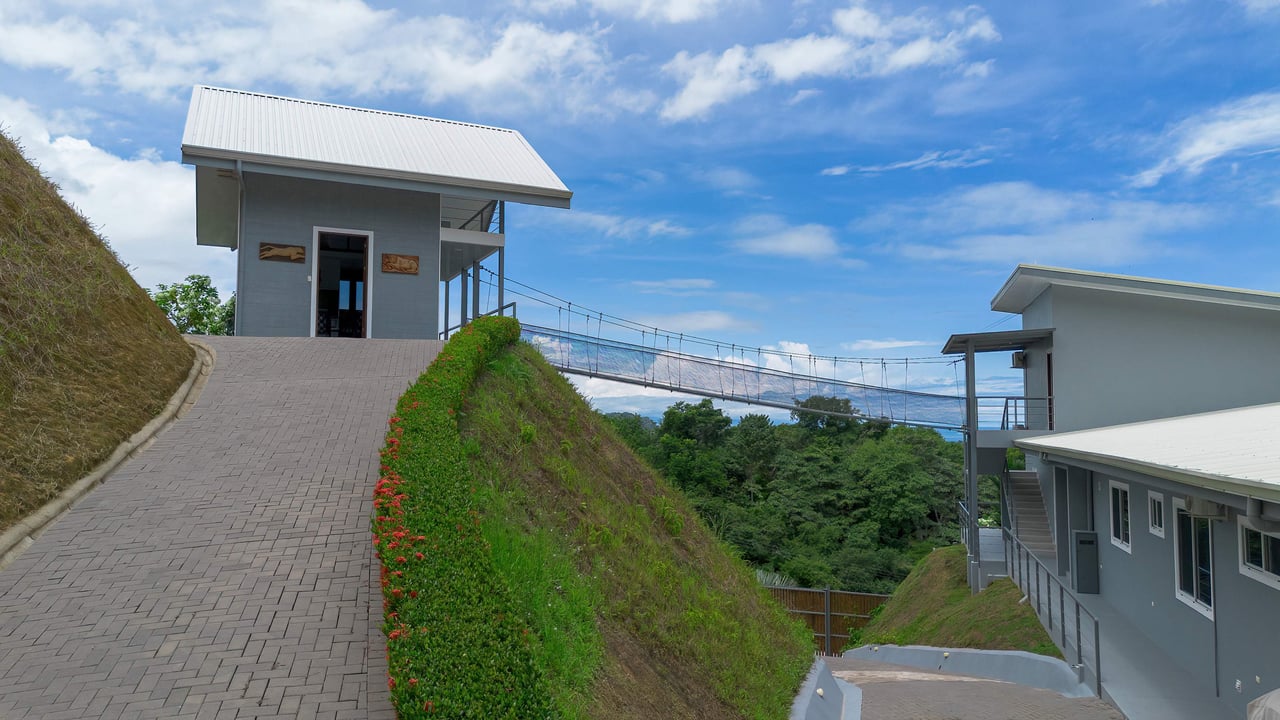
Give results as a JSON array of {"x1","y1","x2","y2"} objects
[
  {"x1": 1015, "y1": 440, "x2": 1280, "y2": 504},
  {"x1": 182, "y1": 146, "x2": 572, "y2": 209}
]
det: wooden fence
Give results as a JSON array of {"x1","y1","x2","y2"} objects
[{"x1": 766, "y1": 586, "x2": 890, "y2": 655}]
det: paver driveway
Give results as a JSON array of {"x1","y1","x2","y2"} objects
[{"x1": 0, "y1": 337, "x2": 441, "y2": 719}]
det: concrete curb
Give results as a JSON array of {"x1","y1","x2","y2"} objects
[
  {"x1": 792, "y1": 657, "x2": 863, "y2": 720},
  {"x1": 844, "y1": 644, "x2": 1095, "y2": 698},
  {"x1": 0, "y1": 337, "x2": 216, "y2": 571}
]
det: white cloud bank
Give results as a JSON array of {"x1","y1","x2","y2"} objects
[
  {"x1": 1133, "y1": 91, "x2": 1280, "y2": 187},
  {"x1": 731, "y1": 214, "x2": 864, "y2": 266},
  {"x1": 0, "y1": 0, "x2": 621, "y2": 116},
  {"x1": 0, "y1": 95, "x2": 234, "y2": 295},
  {"x1": 660, "y1": 3, "x2": 999, "y2": 120},
  {"x1": 870, "y1": 181, "x2": 1209, "y2": 266}
]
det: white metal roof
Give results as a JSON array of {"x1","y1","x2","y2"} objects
[
  {"x1": 1016, "y1": 402, "x2": 1280, "y2": 501},
  {"x1": 992, "y1": 264, "x2": 1280, "y2": 315},
  {"x1": 181, "y1": 85, "x2": 571, "y2": 207}
]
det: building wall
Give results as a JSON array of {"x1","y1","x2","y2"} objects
[
  {"x1": 1034, "y1": 286, "x2": 1280, "y2": 432},
  {"x1": 1091, "y1": 473, "x2": 1217, "y2": 692},
  {"x1": 1084, "y1": 469, "x2": 1280, "y2": 717},
  {"x1": 238, "y1": 173, "x2": 441, "y2": 338}
]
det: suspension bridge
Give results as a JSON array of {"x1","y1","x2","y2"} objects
[{"x1": 449, "y1": 267, "x2": 971, "y2": 430}]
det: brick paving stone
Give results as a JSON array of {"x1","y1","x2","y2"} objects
[
  {"x1": 825, "y1": 656, "x2": 1128, "y2": 719},
  {"x1": 0, "y1": 337, "x2": 441, "y2": 719}
]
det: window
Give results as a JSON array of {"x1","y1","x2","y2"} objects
[
  {"x1": 1174, "y1": 499, "x2": 1213, "y2": 618},
  {"x1": 1240, "y1": 523, "x2": 1280, "y2": 591},
  {"x1": 1110, "y1": 480, "x2": 1131, "y2": 552},
  {"x1": 1149, "y1": 492, "x2": 1165, "y2": 538}
]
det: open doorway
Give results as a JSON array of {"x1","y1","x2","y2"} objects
[{"x1": 314, "y1": 231, "x2": 369, "y2": 337}]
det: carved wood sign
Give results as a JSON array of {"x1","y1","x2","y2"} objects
[
  {"x1": 381, "y1": 253, "x2": 419, "y2": 275},
  {"x1": 259, "y1": 243, "x2": 306, "y2": 263}
]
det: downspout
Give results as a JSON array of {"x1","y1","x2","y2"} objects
[{"x1": 234, "y1": 159, "x2": 245, "y2": 337}]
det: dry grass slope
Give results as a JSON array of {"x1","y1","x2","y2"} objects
[{"x1": 0, "y1": 130, "x2": 193, "y2": 533}]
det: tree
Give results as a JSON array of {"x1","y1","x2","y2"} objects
[
  {"x1": 791, "y1": 395, "x2": 859, "y2": 433},
  {"x1": 149, "y1": 275, "x2": 233, "y2": 335}
]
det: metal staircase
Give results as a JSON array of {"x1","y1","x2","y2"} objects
[{"x1": 1005, "y1": 469, "x2": 1057, "y2": 564}]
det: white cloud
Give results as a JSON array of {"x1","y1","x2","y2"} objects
[
  {"x1": 822, "y1": 145, "x2": 993, "y2": 175},
  {"x1": 0, "y1": 1, "x2": 620, "y2": 116},
  {"x1": 873, "y1": 181, "x2": 1209, "y2": 266},
  {"x1": 1238, "y1": 0, "x2": 1280, "y2": 13},
  {"x1": 631, "y1": 278, "x2": 717, "y2": 293},
  {"x1": 0, "y1": 95, "x2": 235, "y2": 296},
  {"x1": 660, "y1": 2, "x2": 1000, "y2": 120},
  {"x1": 731, "y1": 214, "x2": 862, "y2": 265},
  {"x1": 521, "y1": 0, "x2": 733, "y2": 22},
  {"x1": 1133, "y1": 91, "x2": 1280, "y2": 187},
  {"x1": 558, "y1": 210, "x2": 691, "y2": 239},
  {"x1": 843, "y1": 338, "x2": 937, "y2": 351},
  {"x1": 634, "y1": 310, "x2": 754, "y2": 333},
  {"x1": 692, "y1": 165, "x2": 760, "y2": 193}
]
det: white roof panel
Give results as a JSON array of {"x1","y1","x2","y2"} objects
[
  {"x1": 1017, "y1": 402, "x2": 1280, "y2": 500},
  {"x1": 992, "y1": 264, "x2": 1280, "y2": 314},
  {"x1": 181, "y1": 85, "x2": 571, "y2": 206}
]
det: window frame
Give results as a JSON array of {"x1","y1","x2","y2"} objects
[
  {"x1": 1148, "y1": 491, "x2": 1165, "y2": 538},
  {"x1": 1109, "y1": 480, "x2": 1132, "y2": 552},
  {"x1": 1173, "y1": 498, "x2": 1214, "y2": 620},
  {"x1": 1239, "y1": 521, "x2": 1280, "y2": 592}
]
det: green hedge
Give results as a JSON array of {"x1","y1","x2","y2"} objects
[{"x1": 373, "y1": 316, "x2": 553, "y2": 718}]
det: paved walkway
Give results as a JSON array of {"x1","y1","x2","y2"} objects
[
  {"x1": 825, "y1": 657, "x2": 1127, "y2": 719},
  {"x1": 0, "y1": 337, "x2": 441, "y2": 720}
]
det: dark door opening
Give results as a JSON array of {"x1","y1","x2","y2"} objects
[{"x1": 315, "y1": 232, "x2": 368, "y2": 337}]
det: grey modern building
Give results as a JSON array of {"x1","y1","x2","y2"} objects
[
  {"x1": 181, "y1": 85, "x2": 571, "y2": 338},
  {"x1": 947, "y1": 265, "x2": 1280, "y2": 718},
  {"x1": 1018, "y1": 404, "x2": 1280, "y2": 718}
]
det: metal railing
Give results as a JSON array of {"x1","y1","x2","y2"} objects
[
  {"x1": 975, "y1": 395, "x2": 1053, "y2": 430},
  {"x1": 766, "y1": 585, "x2": 890, "y2": 655},
  {"x1": 1003, "y1": 528, "x2": 1102, "y2": 696},
  {"x1": 440, "y1": 301, "x2": 517, "y2": 340}
]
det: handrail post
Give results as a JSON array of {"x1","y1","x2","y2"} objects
[
  {"x1": 1060, "y1": 584, "x2": 1066, "y2": 647},
  {"x1": 1094, "y1": 620, "x2": 1102, "y2": 696},
  {"x1": 1076, "y1": 603, "x2": 1083, "y2": 667},
  {"x1": 824, "y1": 588, "x2": 832, "y2": 656}
]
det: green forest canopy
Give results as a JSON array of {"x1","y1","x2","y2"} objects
[{"x1": 606, "y1": 398, "x2": 966, "y2": 594}]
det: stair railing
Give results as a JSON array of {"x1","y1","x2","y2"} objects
[{"x1": 1003, "y1": 528, "x2": 1102, "y2": 697}]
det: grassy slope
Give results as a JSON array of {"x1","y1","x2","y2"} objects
[
  {"x1": 0, "y1": 131, "x2": 193, "y2": 533},
  {"x1": 855, "y1": 545, "x2": 1061, "y2": 658},
  {"x1": 459, "y1": 342, "x2": 814, "y2": 720}
]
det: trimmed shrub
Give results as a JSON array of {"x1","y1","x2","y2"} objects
[{"x1": 373, "y1": 317, "x2": 553, "y2": 719}]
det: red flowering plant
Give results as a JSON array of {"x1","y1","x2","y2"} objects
[{"x1": 372, "y1": 317, "x2": 553, "y2": 718}]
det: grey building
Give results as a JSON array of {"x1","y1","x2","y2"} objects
[
  {"x1": 181, "y1": 86, "x2": 571, "y2": 338},
  {"x1": 1018, "y1": 406, "x2": 1280, "y2": 719},
  {"x1": 946, "y1": 265, "x2": 1280, "y2": 718}
]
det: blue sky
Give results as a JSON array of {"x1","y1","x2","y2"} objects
[{"x1": 3, "y1": 0, "x2": 1279, "y2": 418}]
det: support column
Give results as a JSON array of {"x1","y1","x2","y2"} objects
[
  {"x1": 965, "y1": 340, "x2": 981, "y2": 592},
  {"x1": 471, "y1": 260, "x2": 481, "y2": 320},
  {"x1": 442, "y1": 277, "x2": 450, "y2": 339},
  {"x1": 460, "y1": 266, "x2": 469, "y2": 327},
  {"x1": 497, "y1": 246, "x2": 505, "y2": 315}
]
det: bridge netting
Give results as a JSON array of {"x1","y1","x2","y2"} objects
[
  {"x1": 518, "y1": 324, "x2": 966, "y2": 430},
  {"x1": 460, "y1": 268, "x2": 968, "y2": 430}
]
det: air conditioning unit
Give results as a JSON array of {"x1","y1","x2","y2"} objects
[
  {"x1": 1011, "y1": 351, "x2": 1027, "y2": 369},
  {"x1": 1185, "y1": 497, "x2": 1226, "y2": 519}
]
